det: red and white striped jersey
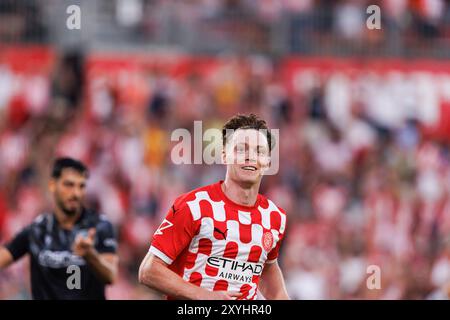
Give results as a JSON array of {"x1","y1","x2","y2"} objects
[{"x1": 149, "y1": 180, "x2": 287, "y2": 300}]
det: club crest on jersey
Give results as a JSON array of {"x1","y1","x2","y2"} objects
[
  {"x1": 262, "y1": 231, "x2": 273, "y2": 251},
  {"x1": 155, "y1": 219, "x2": 173, "y2": 235}
]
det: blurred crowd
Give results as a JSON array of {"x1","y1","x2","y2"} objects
[
  {"x1": 1, "y1": 0, "x2": 450, "y2": 55},
  {"x1": 0, "y1": 47, "x2": 450, "y2": 299}
]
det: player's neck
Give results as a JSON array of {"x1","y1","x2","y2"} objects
[
  {"x1": 54, "y1": 207, "x2": 82, "y2": 230},
  {"x1": 221, "y1": 177, "x2": 260, "y2": 207}
]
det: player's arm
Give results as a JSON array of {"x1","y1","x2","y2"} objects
[
  {"x1": 0, "y1": 247, "x2": 14, "y2": 269},
  {"x1": 138, "y1": 253, "x2": 241, "y2": 300},
  {"x1": 259, "y1": 260, "x2": 290, "y2": 300},
  {"x1": 139, "y1": 201, "x2": 241, "y2": 300},
  {"x1": 0, "y1": 226, "x2": 30, "y2": 270},
  {"x1": 84, "y1": 251, "x2": 118, "y2": 285},
  {"x1": 139, "y1": 252, "x2": 239, "y2": 300},
  {"x1": 259, "y1": 229, "x2": 290, "y2": 300},
  {"x1": 72, "y1": 228, "x2": 118, "y2": 284}
]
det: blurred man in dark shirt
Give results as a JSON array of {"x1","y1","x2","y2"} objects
[{"x1": 0, "y1": 157, "x2": 118, "y2": 299}]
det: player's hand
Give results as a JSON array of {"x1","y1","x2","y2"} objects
[
  {"x1": 72, "y1": 228, "x2": 96, "y2": 257},
  {"x1": 198, "y1": 290, "x2": 243, "y2": 300}
]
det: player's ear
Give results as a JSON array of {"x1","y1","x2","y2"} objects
[
  {"x1": 48, "y1": 178, "x2": 56, "y2": 193},
  {"x1": 260, "y1": 155, "x2": 271, "y2": 174},
  {"x1": 221, "y1": 148, "x2": 227, "y2": 165}
]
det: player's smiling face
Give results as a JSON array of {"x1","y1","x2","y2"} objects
[
  {"x1": 49, "y1": 169, "x2": 87, "y2": 216},
  {"x1": 223, "y1": 129, "x2": 270, "y2": 185}
]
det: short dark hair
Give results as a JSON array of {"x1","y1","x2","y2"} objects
[
  {"x1": 222, "y1": 113, "x2": 274, "y2": 151},
  {"x1": 51, "y1": 157, "x2": 89, "y2": 179}
]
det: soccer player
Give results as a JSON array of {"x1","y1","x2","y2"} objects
[
  {"x1": 0, "y1": 157, "x2": 118, "y2": 299},
  {"x1": 138, "y1": 114, "x2": 289, "y2": 300}
]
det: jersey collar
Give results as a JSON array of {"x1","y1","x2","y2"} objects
[{"x1": 214, "y1": 180, "x2": 261, "y2": 211}]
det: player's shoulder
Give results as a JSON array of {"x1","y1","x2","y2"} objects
[
  {"x1": 31, "y1": 213, "x2": 47, "y2": 226},
  {"x1": 83, "y1": 208, "x2": 114, "y2": 230},
  {"x1": 173, "y1": 182, "x2": 216, "y2": 205},
  {"x1": 30, "y1": 212, "x2": 51, "y2": 229},
  {"x1": 171, "y1": 182, "x2": 219, "y2": 216},
  {"x1": 96, "y1": 213, "x2": 114, "y2": 229},
  {"x1": 258, "y1": 194, "x2": 287, "y2": 216},
  {"x1": 258, "y1": 195, "x2": 287, "y2": 234},
  {"x1": 26, "y1": 213, "x2": 52, "y2": 237}
]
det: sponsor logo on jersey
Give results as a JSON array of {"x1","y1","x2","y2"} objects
[
  {"x1": 213, "y1": 227, "x2": 228, "y2": 240},
  {"x1": 206, "y1": 256, "x2": 263, "y2": 284},
  {"x1": 38, "y1": 250, "x2": 86, "y2": 268}
]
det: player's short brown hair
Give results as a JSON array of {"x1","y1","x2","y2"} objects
[{"x1": 222, "y1": 113, "x2": 274, "y2": 151}]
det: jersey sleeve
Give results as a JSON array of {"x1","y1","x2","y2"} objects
[
  {"x1": 266, "y1": 233, "x2": 284, "y2": 264},
  {"x1": 149, "y1": 201, "x2": 198, "y2": 265},
  {"x1": 266, "y1": 209, "x2": 287, "y2": 264},
  {"x1": 5, "y1": 226, "x2": 30, "y2": 261},
  {"x1": 95, "y1": 218, "x2": 118, "y2": 254}
]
